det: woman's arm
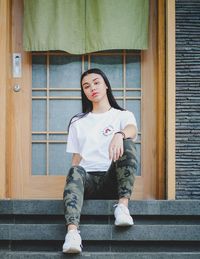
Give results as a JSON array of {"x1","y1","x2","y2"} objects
[
  {"x1": 118, "y1": 124, "x2": 137, "y2": 139},
  {"x1": 109, "y1": 124, "x2": 137, "y2": 162},
  {"x1": 71, "y1": 153, "x2": 82, "y2": 166}
]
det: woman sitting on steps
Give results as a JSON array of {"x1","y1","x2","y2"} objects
[{"x1": 63, "y1": 68, "x2": 138, "y2": 253}]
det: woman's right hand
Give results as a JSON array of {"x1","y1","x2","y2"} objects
[{"x1": 109, "y1": 133, "x2": 124, "y2": 162}]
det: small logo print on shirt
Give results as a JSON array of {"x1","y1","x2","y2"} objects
[{"x1": 103, "y1": 125, "x2": 114, "y2": 136}]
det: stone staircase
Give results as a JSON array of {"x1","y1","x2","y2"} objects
[{"x1": 0, "y1": 200, "x2": 200, "y2": 258}]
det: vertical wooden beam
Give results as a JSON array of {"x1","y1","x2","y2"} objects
[
  {"x1": 141, "y1": 0, "x2": 157, "y2": 199},
  {"x1": 157, "y1": 0, "x2": 166, "y2": 199},
  {"x1": 0, "y1": 0, "x2": 11, "y2": 198},
  {"x1": 8, "y1": 0, "x2": 32, "y2": 198},
  {"x1": 166, "y1": 0, "x2": 176, "y2": 199}
]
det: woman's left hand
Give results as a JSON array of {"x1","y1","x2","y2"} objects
[{"x1": 109, "y1": 133, "x2": 124, "y2": 162}]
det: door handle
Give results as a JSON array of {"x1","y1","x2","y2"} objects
[{"x1": 13, "y1": 84, "x2": 21, "y2": 92}]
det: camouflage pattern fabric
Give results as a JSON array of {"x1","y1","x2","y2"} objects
[{"x1": 63, "y1": 139, "x2": 138, "y2": 226}]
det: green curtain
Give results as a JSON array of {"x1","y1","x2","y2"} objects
[{"x1": 23, "y1": 0, "x2": 149, "y2": 54}]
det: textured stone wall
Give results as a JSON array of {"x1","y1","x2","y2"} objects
[{"x1": 176, "y1": 0, "x2": 200, "y2": 199}]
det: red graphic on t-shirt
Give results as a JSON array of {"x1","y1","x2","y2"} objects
[{"x1": 103, "y1": 126, "x2": 114, "y2": 136}]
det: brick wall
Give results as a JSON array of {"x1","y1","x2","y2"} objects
[{"x1": 176, "y1": 0, "x2": 200, "y2": 199}]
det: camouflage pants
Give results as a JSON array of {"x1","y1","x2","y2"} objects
[{"x1": 63, "y1": 139, "x2": 138, "y2": 226}]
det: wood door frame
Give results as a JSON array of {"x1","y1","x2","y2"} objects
[
  {"x1": 157, "y1": 0, "x2": 166, "y2": 199},
  {"x1": 0, "y1": 0, "x2": 11, "y2": 199},
  {"x1": 7, "y1": 0, "x2": 32, "y2": 198},
  {"x1": 139, "y1": 0, "x2": 166, "y2": 199},
  {"x1": 1, "y1": 0, "x2": 167, "y2": 199},
  {"x1": 166, "y1": 0, "x2": 176, "y2": 199}
]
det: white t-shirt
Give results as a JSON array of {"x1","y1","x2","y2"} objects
[{"x1": 67, "y1": 108, "x2": 137, "y2": 172}]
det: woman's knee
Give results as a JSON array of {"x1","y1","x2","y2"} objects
[
  {"x1": 119, "y1": 139, "x2": 138, "y2": 169},
  {"x1": 63, "y1": 166, "x2": 86, "y2": 200},
  {"x1": 66, "y1": 166, "x2": 87, "y2": 184},
  {"x1": 123, "y1": 139, "x2": 136, "y2": 155}
]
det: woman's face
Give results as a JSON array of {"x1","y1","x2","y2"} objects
[{"x1": 81, "y1": 73, "x2": 108, "y2": 103}]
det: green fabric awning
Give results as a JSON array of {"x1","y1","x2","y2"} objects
[{"x1": 23, "y1": 0, "x2": 149, "y2": 54}]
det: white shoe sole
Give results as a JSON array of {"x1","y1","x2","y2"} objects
[
  {"x1": 115, "y1": 217, "x2": 134, "y2": 226},
  {"x1": 63, "y1": 245, "x2": 82, "y2": 253}
]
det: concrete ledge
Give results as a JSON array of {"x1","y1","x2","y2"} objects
[
  {"x1": 0, "y1": 251, "x2": 200, "y2": 259},
  {"x1": 0, "y1": 224, "x2": 200, "y2": 241},
  {"x1": 0, "y1": 200, "x2": 200, "y2": 216}
]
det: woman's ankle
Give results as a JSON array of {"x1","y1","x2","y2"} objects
[
  {"x1": 67, "y1": 224, "x2": 78, "y2": 232},
  {"x1": 118, "y1": 197, "x2": 129, "y2": 207}
]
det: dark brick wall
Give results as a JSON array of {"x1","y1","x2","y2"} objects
[{"x1": 176, "y1": 0, "x2": 200, "y2": 199}]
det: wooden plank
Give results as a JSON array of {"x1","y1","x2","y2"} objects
[
  {"x1": 140, "y1": 0, "x2": 157, "y2": 199},
  {"x1": 0, "y1": 0, "x2": 11, "y2": 198},
  {"x1": 166, "y1": 0, "x2": 176, "y2": 199},
  {"x1": 156, "y1": 0, "x2": 166, "y2": 199},
  {"x1": 8, "y1": 0, "x2": 32, "y2": 198}
]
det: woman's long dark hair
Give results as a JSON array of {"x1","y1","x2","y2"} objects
[{"x1": 68, "y1": 68, "x2": 124, "y2": 130}]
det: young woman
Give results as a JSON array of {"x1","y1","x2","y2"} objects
[{"x1": 63, "y1": 68, "x2": 138, "y2": 253}]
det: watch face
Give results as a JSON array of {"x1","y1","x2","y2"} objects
[{"x1": 102, "y1": 125, "x2": 114, "y2": 136}]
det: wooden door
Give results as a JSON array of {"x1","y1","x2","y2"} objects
[{"x1": 8, "y1": 0, "x2": 164, "y2": 199}]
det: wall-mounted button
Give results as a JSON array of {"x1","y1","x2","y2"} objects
[{"x1": 13, "y1": 53, "x2": 22, "y2": 78}]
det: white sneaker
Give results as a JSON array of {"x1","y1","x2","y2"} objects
[
  {"x1": 62, "y1": 229, "x2": 82, "y2": 253},
  {"x1": 114, "y1": 203, "x2": 134, "y2": 226}
]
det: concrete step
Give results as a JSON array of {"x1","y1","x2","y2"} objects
[
  {"x1": 0, "y1": 251, "x2": 200, "y2": 259},
  {"x1": 1, "y1": 200, "x2": 200, "y2": 216},
  {"x1": 1, "y1": 200, "x2": 200, "y2": 226},
  {"x1": 0, "y1": 200, "x2": 200, "y2": 254},
  {"x1": 1, "y1": 224, "x2": 200, "y2": 241}
]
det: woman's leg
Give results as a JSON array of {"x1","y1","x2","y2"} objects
[
  {"x1": 101, "y1": 139, "x2": 138, "y2": 200},
  {"x1": 114, "y1": 139, "x2": 138, "y2": 225},
  {"x1": 115, "y1": 139, "x2": 138, "y2": 201},
  {"x1": 63, "y1": 166, "x2": 105, "y2": 253},
  {"x1": 63, "y1": 166, "x2": 106, "y2": 230},
  {"x1": 63, "y1": 165, "x2": 87, "y2": 230}
]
